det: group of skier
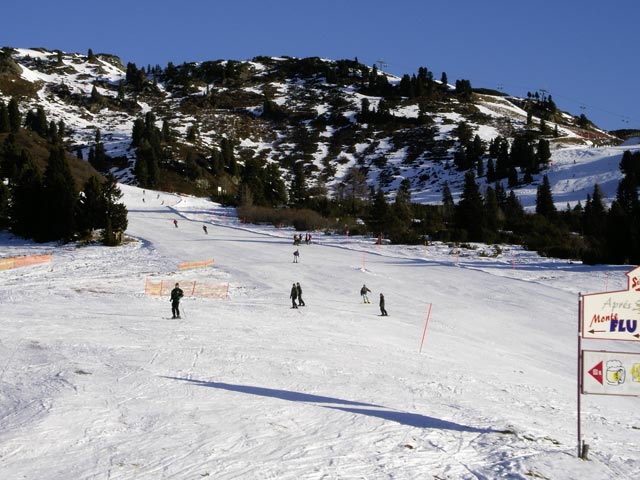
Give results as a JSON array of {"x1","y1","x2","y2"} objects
[
  {"x1": 290, "y1": 282, "x2": 305, "y2": 308},
  {"x1": 166, "y1": 220, "x2": 389, "y2": 317},
  {"x1": 361, "y1": 284, "x2": 388, "y2": 316},
  {"x1": 293, "y1": 233, "x2": 312, "y2": 246}
]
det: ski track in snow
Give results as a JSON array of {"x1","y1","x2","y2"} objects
[{"x1": 0, "y1": 184, "x2": 638, "y2": 479}]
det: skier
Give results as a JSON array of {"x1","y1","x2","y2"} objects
[
  {"x1": 202, "y1": 225, "x2": 208, "y2": 234},
  {"x1": 360, "y1": 284, "x2": 371, "y2": 303},
  {"x1": 293, "y1": 249, "x2": 300, "y2": 263},
  {"x1": 170, "y1": 283, "x2": 184, "y2": 319},
  {"x1": 173, "y1": 219, "x2": 178, "y2": 228},
  {"x1": 290, "y1": 283, "x2": 298, "y2": 308},
  {"x1": 296, "y1": 282, "x2": 305, "y2": 306},
  {"x1": 379, "y1": 293, "x2": 388, "y2": 316}
]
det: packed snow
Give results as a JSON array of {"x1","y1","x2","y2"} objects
[{"x1": 1, "y1": 184, "x2": 639, "y2": 479}]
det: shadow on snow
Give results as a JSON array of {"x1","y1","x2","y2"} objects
[{"x1": 162, "y1": 376, "x2": 497, "y2": 433}]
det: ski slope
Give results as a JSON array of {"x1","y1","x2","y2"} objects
[{"x1": 0, "y1": 184, "x2": 639, "y2": 479}]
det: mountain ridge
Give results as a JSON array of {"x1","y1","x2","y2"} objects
[{"x1": 0, "y1": 46, "x2": 627, "y2": 208}]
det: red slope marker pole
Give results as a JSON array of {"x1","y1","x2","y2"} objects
[{"x1": 419, "y1": 303, "x2": 433, "y2": 353}]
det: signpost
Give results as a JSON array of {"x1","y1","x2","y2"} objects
[
  {"x1": 581, "y1": 266, "x2": 640, "y2": 342},
  {"x1": 578, "y1": 265, "x2": 640, "y2": 458},
  {"x1": 582, "y1": 350, "x2": 640, "y2": 396}
]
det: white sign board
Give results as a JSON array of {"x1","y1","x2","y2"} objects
[
  {"x1": 582, "y1": 350, "x2": 640, "y2": 396},
  {"x1": 581, "y1": 266, "x2": 640, "y2": 342}
]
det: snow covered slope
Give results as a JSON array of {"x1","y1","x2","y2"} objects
[{"x1": 0, "y1": 185, "x2": 638, "y2": 479}]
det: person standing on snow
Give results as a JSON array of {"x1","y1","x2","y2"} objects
[
  {"x1": 293, "y1": 249, "x2": 300, "y2": 263},
  {"x1": 296, "y1": 282, "x2": 305, "y2": 306},
  {"x1": 379, "y1": 293, "x2": 388, "y2": 316},
  {"x1": 202, "y1": 225, "x2": 208, "y2": 234},
  {"x1": 170, "y1": 283, "x2": 184, "y2": 318},
  {"x1": 290, "y1": 283, "x2": 299, "y2": 308},
  {"x1": 173, "y1": 219, "x2": 178, "y2": 228},
  {"x1": 360, "y1": 284, "x2": 371, "y2": 303}
]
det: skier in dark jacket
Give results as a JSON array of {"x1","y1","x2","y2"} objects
[
  {"x1": 360, "y1": 284, "x2": 371, "y2": 303},
  {"x1": 170, "y1": 283, "x2": 184, "y2": 318},
  {"x1": 296, "y1": 282, "x2": 305, "y2": 306},
  {"x1": 379, "y1": 293, "x2": 388, "y2": 316},
  {"x1": 290, "y1": 283, "x2": 298, "y2": 308}
]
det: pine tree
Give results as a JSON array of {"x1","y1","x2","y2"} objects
[
  {"x1": 441, "y1": 181, "x2": 455, "y2": 224},
  {"x1": 620, "y1": 150, "x2": 640, "y2": 178},
  {"x1": 0, "y1": 101, "x2": 9, "y2": 133},
  {"x1": 456, "y1": 171, "x2": 485, "y2": 241},
  {"x1": 263, "y1": 162, "x2": 287, "y2": 206},
  {"x1": 77, "y1": 175, "x2": 104, "y2": 234},
  {"x1": 342, "y1": 167, "x2": 368, "y2": 214},
  {"x1": 483, "y1": 186, "x2": 502, "y2": 235},
  {"x1": 535, "y1": 175, "x2": 556, "y2": 220},
  {"x1": 504, "y1": 190, "x2": 525, "y2": 231},
  {"x1": 41, "y1": 147, "x2": 77, "y2": 241},
  {"x1": 8, "y1": 97, "x2": 21, "y2": 133},
  {"x1": 537, "y1": 139, "x2": 551, "y2": 165},
  {"x1": 393, "y1": 179, "x2": 412, "y2": 225},
  {"x1": 582, "y1": 184, "x2": 607, "y2": 238},
  {"x1": 101, "y1": 173, "x2": 128, "y2": 244},
  {"x1": 0, "y1": 181, "x2": 9, "y2": 229},
  {"x1": 289, "y1": 161, "x2": 308, "y2": 206},
  {"x1": 10, "y1": 158, "x2": 44, "y2": 239},
  {"x1": 368, "y1": 186, "x2": 389, "y2": 235}
]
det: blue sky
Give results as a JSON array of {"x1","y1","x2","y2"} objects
[{"x1": 4, "y1": 0, "x2": 638, "y2": 130}]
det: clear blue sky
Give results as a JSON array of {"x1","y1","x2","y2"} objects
[{"x1": 3, "y1": 0, "x2": 638, "y2": 130}]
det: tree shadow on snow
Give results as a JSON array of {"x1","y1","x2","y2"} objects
[{"x1": 162, "y1": 377, "x2": 497, "y2": 433}]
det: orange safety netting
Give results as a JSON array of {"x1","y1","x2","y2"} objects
[
  {"x1": 178, "y1": 258, "x2": 214, "y2": 271},
  {"x1": 0, "y1": 254, "x2": 52, "y2": 271},
  {"x1": 145, "y1": 278, "x2": 229, "y2": 299}
]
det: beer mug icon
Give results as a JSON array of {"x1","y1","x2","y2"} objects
[{"x1": 606, "y1": 360, "x2": 625, "y2": 385}]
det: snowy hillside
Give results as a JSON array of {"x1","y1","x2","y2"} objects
[
  {"x1": 1, "y1": 47, "x2": 635, "y2": 209},
  {"x1": 0, "y1": 184, "x2": 638, "y2": 479}
]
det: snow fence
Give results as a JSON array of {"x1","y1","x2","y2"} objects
[
  {"x1": 145, "y1": 278, "x2": 229, "y2": 299},
  {"x1": 178, "y1": 258, "x2": 214, "y2": 270},
  {"x1": 0, "y1": 254, "x2": 52, "y2": 271}
]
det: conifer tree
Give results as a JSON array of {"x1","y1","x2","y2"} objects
[
  {"x1": 77, "y1": 175, "x2": 104, "y2": 234},
  {"x1": 0, "y1": 181, "x2": 9, "y2": 230},
  {"x1": 0, "y1": 101, "x2": 9, "y2": 133},
  {"x1": 441, "y1": 181, "x2": 455, "y2": 223},
  {"x1": 504, "y1": 190, "x2": 525, "y2": 231},
  {"x1": 10, "y1": 158, "x2": 44, "y2": 239},
  {"x1": 41, "y1": 147, "x2": 78, "y2": 241},
  {"x1": 368, "y1": 186, "x2": 389, "y2": 235},
  {"x1": 456, "y1": 171, "x2": 485, "y2": 241},
  {"x1": 606, "y1": 176, "x2": 640, "y2": 264},
  {"x1": 537, "y1": 138, "x2": 551, "y2": 165},
  {"x1": 263, "y1": 162, "x2": 287, "y2": 206},
  {"x1": 620, "y1": 150, "x2": 640, "y2": 178},
  {"x1": 483, "y1": 186, "x2": 501, "y2": 235},
  {"x1": 392, "y1": 179, "x2": 413, "y2": 225},
  {"x1": 101, "y1": 173, "x2": 128, "y2": 244},
  {"x1": 289, "y1": 161, "x2": 308, "y2": 206},
  {"x1": 535, "y1": 175, "x2": 556, "y2": 220},
  {"x1": 8, "y1": 97, "x2": 21, "y2": 133},
  {"x1": 582, "y1": 184, "x2": 607, "y2": 239}
]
